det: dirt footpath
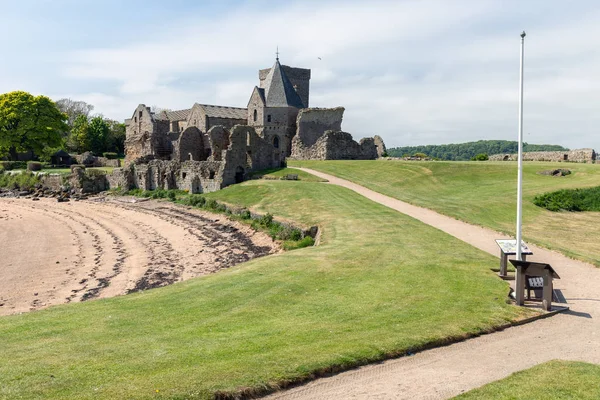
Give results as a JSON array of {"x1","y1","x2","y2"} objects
[
  {"x1": 0, "y1": 196, "x2": 277, "y2": 316},
  {"x1": 261, "y1": 168, "x2": 600, "y2": 400}
]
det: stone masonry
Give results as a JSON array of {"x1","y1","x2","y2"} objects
[
  {"x1": 289, "y1": 107, "x2": 379, "y2": 160},
  {"x1": 489, "y1": 148, "x2": 596, "y2": 163},
  {"x1": 116, "y1": 57, "x2": 385, "y2": 194}
]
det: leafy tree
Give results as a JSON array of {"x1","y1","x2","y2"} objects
[
  {"x1": 0, "y1": 91, "x2": 68, "y2": 160},
  {"x1": 68, "y1": 114, "x2": 90, "y2": 153},
  {"x1": 88, "y1": 116, "x2": 110, "y2": 154},
  {"x1": 106, "y1": 120, "x2": 126, "y2": 154},
  {"x1": 55, "y1": 98, "x2": 94, "y2": 128},
  {"x1": 388, "y1": 140, "x2": 569, "y2": 161}
]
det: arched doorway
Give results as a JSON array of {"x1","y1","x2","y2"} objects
[
  {"x1": 191, "y1": 176, "x2": 202, "y2": 194},
  {"x1": 235, "y1": 166, "x2": 245, "y2": 184}
]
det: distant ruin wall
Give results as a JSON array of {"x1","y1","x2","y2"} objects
[{"x1": 489, "y1": 148, "x2": 596, "y2": 163}]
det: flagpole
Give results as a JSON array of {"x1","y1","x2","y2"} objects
[{"x1": 515, "y1": 31, "x2": 526, "y2": 305}]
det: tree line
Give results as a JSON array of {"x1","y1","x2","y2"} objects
[
  {"x1": 387, "y1": 140, "x2": 569, "y2": 161},
  {"x1": 0, "y1": 91, "x2": 125, "y2": 162}
]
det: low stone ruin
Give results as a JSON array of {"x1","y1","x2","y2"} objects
[
  {"x1": 289, "y1": 108, "x2": 381, "y2": 160},
  {"x1": 489, "y1": 148, "x2": 596, "y2": 163},
  {"x1": 538, "y1": 169, "x2": 572, "y2": 177}
]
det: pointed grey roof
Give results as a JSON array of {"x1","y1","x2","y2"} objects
[{"x1": 263, "y1": 60, "x2": 305, "y2": 108}]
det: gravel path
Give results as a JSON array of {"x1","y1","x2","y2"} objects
[
  {"x1": 0, "y1": 196, "x2": 277, "y2": 316},
  {"x1": 264, "y1": 168, "x2": 600, "y2": 400}
]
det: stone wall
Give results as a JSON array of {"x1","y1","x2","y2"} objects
[
  {"x1": 293, "y1": 107, "x2": 344, "y2": 148},
  {"x1": 290, "y1": 130, "x2": 378, "y2": 160},
  {"x1": 374, "y1": 135, "x2": 387, "y2": 157},
  {"x1": 174, "y1": 127, "x2": 205, "y2": 162},
  {"x1": 489, "y1": 148, "x2": 596, "y2": 163}
]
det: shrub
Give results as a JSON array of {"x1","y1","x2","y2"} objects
[
  {"x1": 471, "y1": 153, "x2": 489, "y2": 161},
  {"x1": 0, "y1": 161, "x2": 27, "y2": 170},
  {"x1": 206, "y1": 199, "x2": 218, "y2": 210},
  {"x1": 283, "y1": 236, "x2": 315, "y2": 251},
  {"x1": 533, "y1": 186, "x2": 600, "y2": 212},
  {"x1": 259, "y1": 213, "x2": 274, "y2": 227},
  {"x1": 27, "y1": 162, "x2": 42, "y2": 172},
  {"x1": 240, "y1": 209, "x2": 252, "y2": 220},
  {"x1": 167, "y1": 191, "x2": 177, "y2": 201},
  {"x1": 103, "y1": 152, "x2": 118, "y2": 159},
  {"x1": 184, "y1": 195, "x2": 206, "y2": 207},
  {"x1": 413, "y1": 152, "x2": 428, "y2": 159},
  {"x1": 0, "y1": 171, "x2": 40, "y2": 190}
]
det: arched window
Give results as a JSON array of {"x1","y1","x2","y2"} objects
[
  {"x1": 273, "y1": 136, "x2": 280, "y2": 149},
  {"x1": 253, "y1": 109, "x2": 257, "y2": 122}
]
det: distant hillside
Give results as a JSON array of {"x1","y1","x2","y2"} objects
[{"x1": 387, "y1": 140, "x2": 569, "y2": 161}]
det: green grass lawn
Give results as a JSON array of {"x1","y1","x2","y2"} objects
[
  {"x1": 455, "y1": 360, "x2": 600, "y2": 399},
  {"x1": 289, "y1": 160, "x2": 600, "y2": 266},
  {"x1": 0, "y1": 179, "x2": 530, "y2": 399}
]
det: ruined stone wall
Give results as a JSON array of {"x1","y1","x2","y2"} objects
[
  {"x1": 125, "y1": 105, "x2": 172, "y2": 165},
  {"x1": 207, "y1": 126, "x2": 230, "y2": 162},
  {"x1": 374, "y1": 135, "x2": 387, "y2": 158},
  {"x1": 293, "y1": 107, "x2": 344, "y2": 149},
  {"x1": 174, "y1": 127, "x2": 205, "y2": 162},
  {"x1": 290, "y1": 131, "x2": 378, "y2": 161},
  {"x1": 207, "y1": 117, "x2": 247, "y2": 131},
  {"x1": 489, "y1": 148, "x2": 596, "y2": 163}
]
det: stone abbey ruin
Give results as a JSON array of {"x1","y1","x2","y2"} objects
[{"x1": 113, "y1": 58, "x2": 385, "y2": 193}]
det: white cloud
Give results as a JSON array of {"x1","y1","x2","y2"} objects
[{"x1": 45, "y1": 0, "x2": 600, "y2": 150}]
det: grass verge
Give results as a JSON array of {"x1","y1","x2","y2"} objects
[
  {"x1": 289, "y1": 160, "x2": 600, "y2": 266},
  {"x1": 0, "y1": 180, "x2": 531, "y2": 399},
  {"x1": 455, "y1": 360, "x2": 600, "y2": 399}
]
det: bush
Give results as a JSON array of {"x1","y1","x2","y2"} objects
[
  {"x1": 533, "y1": 186, "x2": 600, "y2": 212},
  {"x1": 259, "y1": 213, "x2": 273, "y2": 227},
  {"x1": 0, "y1": 161, "x2": 27, "y2": 171},
  {"x1": 240, "y1": 209, "x2": 252, "y2": 220},
  {"x1": 0, "y1": 171, "x2": 40, "y2": 190},
  {"x1": 283, "y1": 236, "x2": 315, "y2": 251},
  {"x1": 413, "y1": 152, "x2": 428, "y2": 159},
  {"x1": 206, "y1": 199, "x2": 218, "y2": 210},
  {"x1": 184, "y1": 195, "x2": 206, "y2": 207},
  {"x1": 103, "y1": 152, "x2": 118, "y2": 159},
  {"x1": 167, "y1": 191, "x2": 177, "y2": 201},
  {"x1": 27, "y1": 162, "x2": 42, "y2": 172},
  {"x1": 471, "y1": 153, "x2": 489, "y2": 161}
]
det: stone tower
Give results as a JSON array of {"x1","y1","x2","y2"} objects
[{"x1": 247, "y1": 58, "x2": 310, "y2": 162}]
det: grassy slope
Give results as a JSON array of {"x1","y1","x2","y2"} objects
[
  {"x1": 289, "y1": 160, "x2": 600, "y2": 266},
  {"x1": 455, "y1": 360, "x2": 600, "y2": 399},
  {"x1": 0, "y1": 180, "x2": 529, "y2": 399},
  {"x1": 250, "y1": 167, "x2": 327, "y2": 182}
]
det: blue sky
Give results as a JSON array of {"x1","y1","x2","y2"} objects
[{"x1": 1, "y1": 0, "x2": 599, "y2": 150}]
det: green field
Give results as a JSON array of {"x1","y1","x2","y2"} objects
[
  {"x1": 289, "y1": 160, "x2": 600, "y2": 266},
  {"x1": 455, "y1": 360, "x2": 600, "y2": 399},
  {"x1": 0, "y1": 179, "x2": 530, "y2": 399}
]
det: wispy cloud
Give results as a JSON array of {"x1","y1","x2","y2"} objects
[{"x1": 2, "y1": 0, "x2": 600, "y2": 150}]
